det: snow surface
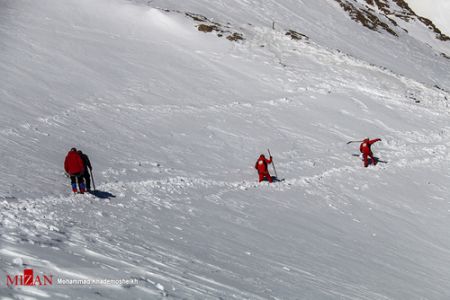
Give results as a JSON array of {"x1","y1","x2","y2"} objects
[
  {"x1": 1, "y1": 0, "x2": 450, "y2": 299},
  {"x1": 406, "y1": 0, "x2": 450, "y2": 36}
]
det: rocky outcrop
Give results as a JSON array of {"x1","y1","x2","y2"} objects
[
  {"x1": 185, "y1": 12, "x2": 245, "y2": 42},
  {"x1": 335, "y1": 0, "x2": 449, "y2": 41}
]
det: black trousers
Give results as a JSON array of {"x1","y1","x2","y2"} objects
[{"x1": 82, "y1": 169, "x2": 91, "y2": 190}]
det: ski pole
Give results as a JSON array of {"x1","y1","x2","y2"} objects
[
  {"x1": 346, "y1": 140, "x2": 363, "y2": 145},
  {"x1": 90, "y1": 168, "x2": 96, "y2": 191},
  {"x1": 267, "y1": 148, "x2": 278, "y2": 178}
]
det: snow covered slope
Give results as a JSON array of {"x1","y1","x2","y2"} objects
[
  {"x1": 407, "y1": 0, "x2": 450, "y2": 36},
  {"x1": 146, "y1": 0, "x2": 450, "y2": 88},
  {"x1": 1, "y1": 0, "x2": 450, "y2": 299},
  {"x1": 331, "y1": 0, "x2": 450, "y2": 56}
]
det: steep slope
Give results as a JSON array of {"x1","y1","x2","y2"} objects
[
  {"x1": 147, "y1": 0, "x2": 450, "y2": 90},
  {"x1": 333, "y1": 0, "x2": 449, "y2": 41},
  {"x1": 1, "y1": 0, "x2": 450, "y2": 299},
  {"x1": 332, "y1": 0, "x2": 450, "y2": 58},
  {"x1": 406, "y1": 0, "x2": 450, "y2": 36}
]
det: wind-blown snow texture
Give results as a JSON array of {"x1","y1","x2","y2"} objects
[{"x1": 1, "y1": 0, "x2": 450, "y2": 299}]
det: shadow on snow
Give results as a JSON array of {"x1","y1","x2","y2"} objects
[{"x1": 89, "y1": 190, "x2": 116, "y2": 199}]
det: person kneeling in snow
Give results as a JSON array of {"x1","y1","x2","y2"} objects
[
  {"x1": 64, "y1": 148, "x2": 86, "y2": 194},
  {"x1": 360, "y1": 138, "x2": 381, "y2": 167},
  {"x1": 255, "y1": 154, "x2": 273, "y2": 183}
]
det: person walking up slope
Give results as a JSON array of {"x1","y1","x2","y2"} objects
[
  {"x1": 360, "y1": 138, "x2": 381, "y2": 167},
  {"x1": 64, "y1": 148, "x2": 86, "y2": 194},
  {"x1": 77, "y1": 150, "x2": 93, "y2": 192},
  {"x1": 255, "y1": 154, "x2": 273, "y2": 183}
]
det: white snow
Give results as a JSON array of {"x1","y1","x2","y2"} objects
[
  {"x1": 406, "y1": 0, "x2": 450, "y2": 36},
  {"x1": 1, "y1": 0, "x2": 450, "y2": 299}
]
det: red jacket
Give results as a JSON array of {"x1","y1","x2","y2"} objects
[
  {"x1": 64, "y1": 150, "x2": 84, "y2": 175},
  {"x1": 360, "y1": 138, "x2": 381, "y2": 155},
  {"x1": 255, "y1": 155, "x2": 272, "y2": 173}
]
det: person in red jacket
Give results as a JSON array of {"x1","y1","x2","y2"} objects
[
  {"x1": 64, "y1": 147, "x2": 86, "y2": 193},
  {"x1": 255, "y1": 154, "x2": 273, "y2": 183},
  {"x1": 360, "y1": 138, "x2": 381, "y2": 167}
]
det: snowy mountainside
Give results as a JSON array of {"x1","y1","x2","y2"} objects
[
  {"x1": 146, "y1": 0, "x2": 450, "y2": 90},
  {"x1": 333, "y1": 0, "x2": 449, "y2": 41},
  {"x1": 406, "y1": 0, "x2": 450, "y2": 36},
  {"x1": 1, "y1": 0, "x2": 450, "y2": 299},
  {"x1": 332, "y1": 0, "x2": 450, "y2": 57}
]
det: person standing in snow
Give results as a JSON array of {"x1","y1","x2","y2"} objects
[
  {"x1": 255, "y1": 154, "x2": 273, "y2": 183},
  {"x1": 77, "y1": 150, "x2": 93, "y2": 192},
  {"x1": 64, "y1": 148, "x2": 86, "y2": 194},
  {"x1": 360, "y1": 138, "x2": 381, "y2": 167}
]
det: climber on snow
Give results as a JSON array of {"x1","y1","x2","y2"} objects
[
  {"x1": 255, "y1": 154, "x2": 273, "y2": 183},
  {"x1": 64, "y1": 147, "x2": 86, "y2": 194},
  {"x1": 77, "y1": 150, "x2": 93, "y2": 192},
  {"x1": 359, "y1": 138, "x2": 381, "y2": 167}
]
